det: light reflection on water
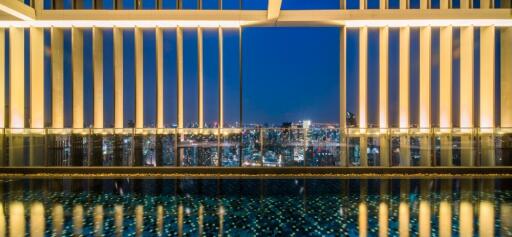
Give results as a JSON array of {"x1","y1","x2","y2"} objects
[{"x1": 0, "y1": 178, "x2": 511, "y2": 236}]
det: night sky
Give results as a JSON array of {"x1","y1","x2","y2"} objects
[{"x1": 5, "y1": 0, "x2": 504, "y2": 128}]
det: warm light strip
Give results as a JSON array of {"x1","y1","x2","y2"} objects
[
  {"x1": 0, "y1": 20, "x2": 243, "y2": 28},
  {"x1": 1, "y1": 19, "x2": 511, "y2": 28},
  {"x1": 344, "y1": 19, "x2": 512, "y2": 27}
]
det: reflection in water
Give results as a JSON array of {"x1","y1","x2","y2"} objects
[
  {"x1": 0, "y1": 178, "x2": 510, "y2": 236},
  {"x1": 30, "y1": 202, "x2": 45, "y2": 237}
]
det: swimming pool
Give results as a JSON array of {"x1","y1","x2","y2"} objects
[{"x1": 1, "y1": 177, "x2": 510, "y2": 236}]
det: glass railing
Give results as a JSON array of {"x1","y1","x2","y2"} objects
[{"x1": 1, "y1": 127, "x2": 511, "y2": 167}]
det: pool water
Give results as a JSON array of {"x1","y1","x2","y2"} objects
[{"x1": 0, "y1": 178, "x2": 511, "y2": 236}]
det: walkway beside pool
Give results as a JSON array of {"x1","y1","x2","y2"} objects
[{"x1": 0, "y1": 167, "x2": 511, "y2": 177}]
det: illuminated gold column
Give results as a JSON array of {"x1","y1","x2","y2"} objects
[
  {"x1": 340, "y1": 26, "x2": 348, "y2": 166},
  {"x1": 177, "y1": 27, "x2": 184, "y2": 128},
  {"x1": 359, "y1": 26, "x2": 368, "y2": 166},
  {"x1": 218, "y1": 27, "x2": 224, "y2": 129},
  {"x1": 94, "y1": 205, "x2": 104, "y2": 236},
  {"x1": 480, "y1": 26, "x2": 495, "y2": 166},
  {"x1": 399, "y1": 26, "x2": 410, "y2": 165},
  {"x1": 460, "y1": 26, "x2": 474, "y2": 165},
  {"x1": 479, "y1": 180, "x2": 495, "y2": 237},
  {"x1": 72, "y1": 27, "x2": 84, "y2": 129},
  {"x1": 379, "y1": 26, "x2": 389, "y2": 132},
  {"x1": 198, "y1": 27, "x2": 204, "y2": 129},
  {"x1": 0, "y1": 29, "x2": 4, "y2": 128},
  {"x1": 502, "y1": 27, "x2": 512, "y2": 127},
  {"x1": 400, "y1": 0, "x2": 407, "y2": 9},
  {"x1": 30, "y1": 27, "x2": 45, "y2": 129},
  {"x1": 460, "y1": 179, "x2": 474, "y2": 236},
  {"x1": 480, "y1": 26, "x2": 496, "y2": 165},
  {"x1": 73, "y1": 204, "x2": 84, "y2": 236},
  {"x1": 30, "y1": 202, "x2": 45, "y2": 237},
  {"x1": 419, "y1": 26, "x2": 431, "y2": 166},
  {"x1": 439, "y1": 26, "x2": 453, "y2": 165},
  {"x1": 52, "y1": 204, "x2": 64, "y2": 236},
  {"x1": 113, "y1": 27, "x2": 124, "y2": 128},
  {"x1": 480, "y1": 26, "x2": 495, "y2": 130},
  {"x1": 439, "y1": 180, "x2": 452, "y2": 237},
  {"x1": 460, "y1": 0, "x2": 471, "y2": 8},
  {"x1": 135, "y1": 27, "x2": 143, "y2": 129},
  {"x1": 9, "y1": 202, "x2": 25, "y2": 237},
  {"x1": 379, "y1": 29, "x2": 390, "y2": 165},
  {"x1": 399, "y1": 180, "x2": 410, "y2": 237},
  {"x1": 93, "y1": 27, "x2": 104, "y2": 129},
  {"x1": 156, "y1": 27, "x2": 164, "y2": 129},
  {"x1": 419, "y1": 26, "x2": 431, "y2": 130},
  {"x1": 378, "y1": 180, "x2": 389, "y2": 237},
  {"x1": 52, "y1": 28, "x2": 64, "y2": 128},
  {"x1": 418, "y1": 180, "x2": 431, "y2": 237},
  {"x1": 399, "y1": 27, "x2": 409, "y2": 130},
  {"x1": 460, "y1": 26, "x2": 474, "y2": 130},
  {"x1": 9, "y1": 27, "x2": 25, "y2": 129},
  {"x1": 480, "y1": 0, "x2": 492, "y2": 8}
]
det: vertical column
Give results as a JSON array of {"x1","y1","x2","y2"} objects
[
  {"x1": 156, "y1": 27, "x2": 164, "y2": 129},
  {"x1": 30, "y1": 27, "x2": 45, "y2": 129},
  {"x1": 340, "y1": 26, "x2": 347, "y2": 166},
  {"x1": 177, "y1": 27, "x2": 184, "y2": 128},
  {"x1": 379, "y1": 27, "x2": 390, "y2": 167},
  {"x1": 480, "y1": 26, "x2": 496, "y2": 165},
  {"x1": 93, "y1": 27, "x2": 104, "y2": 129},
  {"x1": 399, "y1": 26, "x2": 410, "y2": 165},
  {"x1": 135, "y1": 27, "x2": 143, "y2": 129},
  {"x1": 198, "y1": 27, "x2": 204, "y2": 129},
  {"x1": 502, "y1": 28, "x2": 512, "y2": 127},
  {"x1": 9, "y1": 27, "x2": 25, "y2": 129},
  {"x1": 460, "y1": 26, "x2": 474, "y2": 165},
  {"x1": 419, "y1": 26, "x2": 431, "y2": 166},
  {"x1": 480, "y1": 26, "x2": 495, "y2": 131},
  {"x1": 460, "y1": 0, "x2": 472, "y2": 8},
  {"x1": 51, "y1": 29, "x2": 65, "y2": 164},
  {"x1": 501, "y1": 27, "x2": 512, "y2": 161},
  {"x1": 480, "y1": 0, "x2": 493, "y2": 8},
  {"x1": 439, "y1": 25, "x2": 453, "y2": 165},
  {"x1": 218, "y1": 27, "x2": 224, "y2": 129},
  {"x1": 30, "y1": 27, "x2": 45, "y2": 166},
  {"x1": 113, "y1": 27, "x2": 123, "y2": 129},
  {"x1": 72, "y1": 27, "x2": 84, "y2": 129},
  {"x1": 359, "y1": 26, "x2": 368, "y2": 166},
  {"x1": 0, "y1": 29, "x2": 4, "y2": 128}
]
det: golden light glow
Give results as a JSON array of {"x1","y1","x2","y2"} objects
[
  {"x1": 345, "y1": 19, "x2": 512, "y2": 27},
  {"x1": 0, "y1": 20, "x2": 244, "y2": 28}
]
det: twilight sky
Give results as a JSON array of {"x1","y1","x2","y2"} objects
[{"x1": 6, "y1": 0, "x2": 503, "y2": 127}]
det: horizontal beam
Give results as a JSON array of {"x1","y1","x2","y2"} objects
[{"x1": 0, "y1": 9, "x2": 511, "y2": 28}]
